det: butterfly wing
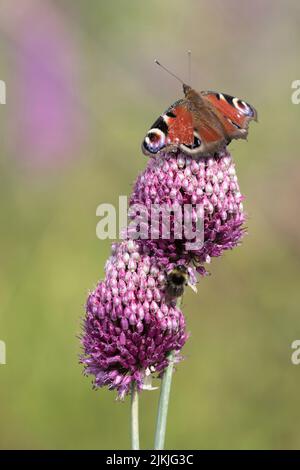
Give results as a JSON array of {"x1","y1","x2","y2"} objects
[
  {"x1": 201, "y1": 91, "x2": 257, "y2": 140},
  {"x1": 142, "y1": 100, "x2": 195, "y2": 156},
  {"x1": 179, "y1": 89, "x2": 258, "y2": 156}
]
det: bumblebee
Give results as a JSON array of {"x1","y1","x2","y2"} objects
[{"x1": 165, "y1": 265, "x2": 188, "y2": 299}]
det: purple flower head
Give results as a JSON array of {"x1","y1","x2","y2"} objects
[
  {"x1": 81, "y1": 240, "x2": 187, "y2": 399},
  {"x1": 130, "y1": 149, "x2": 246, "y2": 273}
]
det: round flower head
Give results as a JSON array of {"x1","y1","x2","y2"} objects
[
  {"x1": 80, "y1": 240, "x2": 187, "y2": 399},
  {"x1": 130, "y1": 149, "x2": 245, "y2": 273}
]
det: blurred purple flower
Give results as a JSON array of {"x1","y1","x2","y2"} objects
[{"x1": 5, "y1": 1, "x2": 86, "y2": 167}]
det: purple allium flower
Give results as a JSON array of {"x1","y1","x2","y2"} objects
[
  {"x1": 81, "y1": 240, "x2": 187, "y2": 399},
  {"x1": 130, "y1": 149, "x2": 245, "y2": 273}
]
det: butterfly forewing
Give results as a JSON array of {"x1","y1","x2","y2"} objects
[
  {"x1": 142, "y1": 100, "x2": 194, "y2": 155},
  {"x1": 164, "y1": 103, "x2": 194, "y2": 146}
]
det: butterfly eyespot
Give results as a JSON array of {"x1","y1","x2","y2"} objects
[
  {"x1": 242, "y1": 101, "x2": 256, "y2": 118},
  {"x1": 233, "y1": 97, "x2": 253, "y2": 116},
  {"x1": 143, "y1": 128, "x2": 166, "y2": 154}
]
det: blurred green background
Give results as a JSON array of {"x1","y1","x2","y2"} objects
[{"x1": 0, "y1": 0, "x2": 300, "y2": 450}]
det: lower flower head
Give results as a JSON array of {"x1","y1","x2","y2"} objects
[{"x1": 80, "y1": 240, "x2": 187, "y2": 399}]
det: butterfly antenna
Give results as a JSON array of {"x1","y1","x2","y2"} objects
[
  {"x1": 154, "y1": 59, "x2": 185, "y2": 85},
  {"x1": 187, "y1": 50, "x2": 191, "y2": 85}
]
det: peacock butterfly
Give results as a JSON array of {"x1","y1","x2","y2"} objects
[{"x1": 142, "y1": 60, "x2": 257, "y2": 158}]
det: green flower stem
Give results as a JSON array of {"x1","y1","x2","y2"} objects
[
  {"x1": 154, "y1": 351, "x2": 175, "y2": 450},
  {"x1": 131, "y1": 382, "x2": 140, "y2": 450}
]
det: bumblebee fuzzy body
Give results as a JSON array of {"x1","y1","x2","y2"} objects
[{"x1": 165, "y1": 265, "x2": 188, "y2": 299}]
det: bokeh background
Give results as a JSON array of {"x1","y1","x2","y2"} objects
[{"x1": 0, "y1": 0, "x2": 300, "y2": 450}]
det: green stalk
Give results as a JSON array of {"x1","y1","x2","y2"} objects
[
  {"x1": 154, "y1": 351, "x2": 175, "y2": 450},
  {"x1": 131, "y1": 382, "x2": 140, "y2": 450}
]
